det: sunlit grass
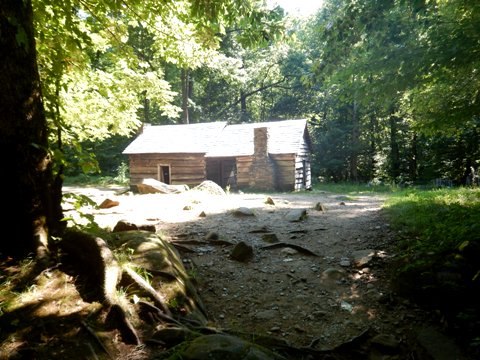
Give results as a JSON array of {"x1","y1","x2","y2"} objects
[
  {"x1": 311, "y1": 181, "x2": 399, "y2": 194},
  {"x1": 384, "y1": 187, "x2": 480, "y2": 254}
]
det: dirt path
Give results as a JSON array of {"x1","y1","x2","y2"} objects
[{"x1": 61, "y1": 186, "x2": 466, "y2": 358}]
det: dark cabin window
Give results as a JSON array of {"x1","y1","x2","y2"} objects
[{"x1": 158, "y1": 165, "x2": 171, "y2": 184}]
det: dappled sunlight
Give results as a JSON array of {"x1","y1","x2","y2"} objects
[{"x1": 4, "y1": 268, "x2": 100, "y2": 319}]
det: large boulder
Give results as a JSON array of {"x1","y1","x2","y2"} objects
[
  {"x1": 178, "y1": 334, "x2": 281, "y2": 360},
  {"x1": 136, "y1": 178, "x2": 189, "y2": 194},
  {"x1": 193, "y1": 180, "x2": 226, "y2": 195}
]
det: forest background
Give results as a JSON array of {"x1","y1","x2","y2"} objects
[{"x1": 43, "y1": 0, "x2": 478, "y2": 188}]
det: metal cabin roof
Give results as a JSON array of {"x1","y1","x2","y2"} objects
[
  {"x1": 122, "y1": 119, "x2": 309, "y2": 156},
  {"x1": 122, "y1": 122, "x2": 227, "y2": 154},
  {"x1": 205, "y1": 119, "x2": 309, "y2": 157}
]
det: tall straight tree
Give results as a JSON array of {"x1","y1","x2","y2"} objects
[{"x1": 0, "y1": 0, "x2": 62, "y2": 257}]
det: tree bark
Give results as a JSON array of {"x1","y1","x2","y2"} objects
[
  {"x1": 389, "y1": 111, "x2": 401, "y2": 181},
  {"x1": 0, "y1": 0, "x2": 62, "y2": 257},
  {"x1": 349, "y1": 100, "x2": 359, "y2": 182},
  {"x1": 368, "y1": 112, "x2": 377, "y2": 180},
  {"x1": 240, "y1": 90, "x2": 248, "y2": 122},
  {"x1": 409, "y1": 133, "x2": 418, "y2": 182},
  {"x1": 181, "y1": 68, "x2": 189, "y2": 124}
]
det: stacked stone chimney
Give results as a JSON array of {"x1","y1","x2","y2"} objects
[{"x1": 249, "y1": 127, "x2": 275, "y2": 190}]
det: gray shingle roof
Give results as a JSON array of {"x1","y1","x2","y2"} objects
[
  {"x1": 122, "y1": 122, "x2": 227, "y2": 154},
  {"x1": 122, "y1": 119, "x2": 309, "y2": 156}
]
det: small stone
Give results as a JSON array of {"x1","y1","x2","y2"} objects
[
  {"x1": 340, "y1": 259, "x2": 350, "y2": 267},
  {"x1": 314, "y1": 202, "x2": 326, "y2": 211},
  {"x1": 340, "y1": 301, "x2": 353, "y2": 312},
  {"x1": 183, "y1": 205, "x2": 193, "y2": 210},
  {"x1": 321, "y1": 268, "x2": 346, "y2": 282},
  {"x1": 232, "y1": 207, "x2": 255, "y2": 217},
  {"x1": 285, "y1": 209, "x2": 308, "y2": 222},
  {"x1": 265, "y1": 197, "x2": 275, "y2": 205},
  {"x1": 371, "y1": 334, "x2": 400, "y2": 350},
  {"x1": 339, "y1": 201, "x2": 346, "y2": 206},
  {"x1": 294, "y1": 326, "x2": 306, "y2": 333},
  {"x1": 112, "y1": 220, "x2": 138, "y2": 232},
  {"x1": 352, "y1": 249, "x2": 376, "y2": 268},
  {"x1": 99, "y1": 198, "x2": 120, "y2": 209},
  {"x1": 205, "y1": 231, "x2": 219, "y2": 241},
  {"x1": 262, "y1": 233, "x2": 279, "y2": 243},
  {"x1": 198, "y1": 211, "x2": 207, "y2": 217},
  {"x1": 230, "y1": 241, "x2": 253, "y2": 262}
]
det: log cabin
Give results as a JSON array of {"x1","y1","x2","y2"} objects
[{"x1": 122, "y1": 119, "x2": 312, "y2": 192}]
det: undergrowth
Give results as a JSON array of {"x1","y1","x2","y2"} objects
[
  {"x1": 383, "y1": 187, "x2": 480, "y2": 354},
  {"x1": 384, "y1": 187, "x2": 480, "y2": 256}
]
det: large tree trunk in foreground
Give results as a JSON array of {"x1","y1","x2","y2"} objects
[{"x1": 0, "y1": 0, "x2": 62, "y2": 257}]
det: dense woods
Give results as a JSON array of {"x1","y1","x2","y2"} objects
[{"x1": 55, "y1": 0, "x2": 480, "y2": 188}]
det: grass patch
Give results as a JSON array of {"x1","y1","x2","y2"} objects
[
  {"x1": 384, "y1": 187, "x2": 480, "y2": 255},
  {"x1": 383, "y1": 187, "x2": 480, "y2": 353},
  {"x1": 312, "y1": 181, "x2": 398, "y2": 194}
]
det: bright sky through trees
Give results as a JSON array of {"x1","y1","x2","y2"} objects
[{"x1": 267, "y1": 0, "x2": 323, "y2": 16}]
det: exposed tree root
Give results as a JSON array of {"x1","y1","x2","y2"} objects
[
  {"x1": 106, "y1": 304, "x2": 141, "y2": 345},
  {"x1": 122, "y1": 266, "x2": 172, "y2": 317},
  {"x1": 81, "y1": 320, "x2": 113, "y2": 359},
  {"x1": 260, "y1": 242, "x2": 319, "y2": 256},
  {"x1": 137, "y1": 301, "x2": 183, "y2": 327}
]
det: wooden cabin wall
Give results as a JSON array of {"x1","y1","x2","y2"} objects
[
  {"x1": 270, "y1": 154, "x2": 295, "y2": 191},
  {"x1": 235, "y1": 156, "x2": 253, "y2": 188},
  {"x1": 294, "y1": 155, "x2": 312, "y2": 190},
  {"x1": 294, "y1": 138, "x2": 312, "y2": 190},
  {"x1": 128, "y1": 153, "x2": 206, "y2": 186}
]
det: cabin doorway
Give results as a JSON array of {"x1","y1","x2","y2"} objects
[
  {"x1": 158, "y1": 164, "x2": 171, "y2": 184},
  {"x1": 206, "y1": 158, "x2": 237, "y2": 189}
]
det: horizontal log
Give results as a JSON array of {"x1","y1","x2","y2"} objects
[
  {"x1": 235, "y1": 157, "x2": 253, "y2": 163},
  {"x1": 270, "y1": 153, "x2": 295, "y2": 160},
  {"x1": 171, "y1": 174, "x2": 206, "y2": 181},
  {"x1": 130, "y1": 159, "x2": 205, "y2": 167},
  {"x1": 129, "y1": 153, "x2": 205, "y2": 160}
]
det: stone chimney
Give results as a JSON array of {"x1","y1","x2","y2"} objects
[{"x1": 249, "y1": 127, "x2": 275, "y2": 190}]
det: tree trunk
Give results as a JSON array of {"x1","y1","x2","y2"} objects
[
  {"x1": 142, "y1": 90, "x2": 150, "y2": 124},
  {"x1": 368, "y1": 112, "x2": 377, "y2": 180},
  {"x1": 0, "y1": 0, "x2": 62, "y2": 257},
  {"x1": 349, "y1": 100, "x2": 359, "y2": 182},
  {"x1": 240, "y1": 91, "x2": 248, "y2": 122},
  {"x1": 409, "y1": 133, "x2": 418, "y2": 182},
  {"x1": 389, "y1": 112, "x2": 401, "y2": 181},
  {"x1": 181, "y1": 68, "x2": 189, "y2": 124}
]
